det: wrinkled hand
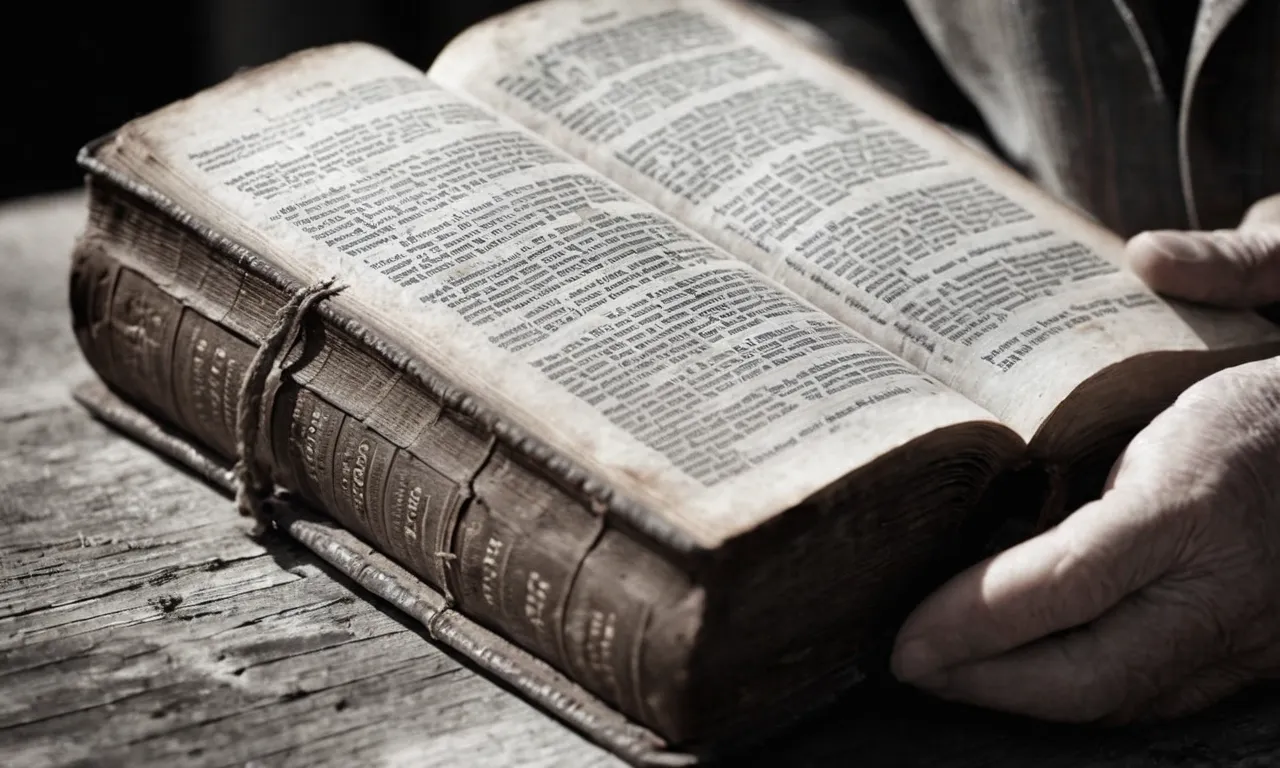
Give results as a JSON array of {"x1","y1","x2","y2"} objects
[{"x1": 890, "y1": 194, "x2": 1280, "y2": 722}]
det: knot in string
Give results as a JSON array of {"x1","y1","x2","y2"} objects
[{"x1": 233, "y1": 277, "x2": 346, "y2": 534}]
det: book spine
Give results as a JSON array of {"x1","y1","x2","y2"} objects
[{"x1": 69, "y1": 185, "x2": 700, "y2": 741}]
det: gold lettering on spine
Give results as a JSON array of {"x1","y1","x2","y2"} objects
[
  {"x1": 220, "y1": 349, "x2": 241, "y2": 437},
  {"x1": 303, "y1": 406, "x2": 325, "y2": 486},
  {"x1": 190, "y1": 337, "x2": 210, "y2": 428},
  {"x1": 481, "y1": 536, "x2": 504, "y2": 608},
  {"x1": 208, "y1": 345, "x2": 227, "y2": 430},
  {"x1": 586, "y1": 609, "x2": 620, "y2": 698},
  {"x1": 403, "y1": 484, "x2": 429, "y2": 544},
  {"x1": 338, "y1": 437, "x2": 372, "y2": 526},
  {"x1": 524, "y1": 571, "x2": 551, "y2": 631}
]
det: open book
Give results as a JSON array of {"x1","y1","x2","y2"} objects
[{"x1": 68, "y1": 0, "x2": 1280, "y2": 761}]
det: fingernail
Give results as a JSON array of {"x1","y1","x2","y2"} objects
[{"x1": 892, "y1": 639, "x2": 950, "y2": 689}]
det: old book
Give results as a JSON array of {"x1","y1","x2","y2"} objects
[{"x1": 67, "y1": 0, "x2": 1280, "y2": 762}]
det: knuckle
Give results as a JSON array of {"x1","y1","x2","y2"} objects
[
  {"x1": 1117, "y1": 666, "x2": 1163, "y2": 714},
  {"x1": 1160, "y1": 582, "x2": 1238, "y2": 653},
  {"x1": 1226, "y1": 231, "x2": 1272, "y2": 271},
  {"x1": 1057, "y1": 630, "x2": 1132, "y2": 720},
  {"x1": 1244, "y1": 227, "x2": 1280, "y2": 260},
  {"x1": 1051, "y1": 539, "x2": 1124, "y2": 618},
  {"x1": 1080, "y1": 668, "x2": 1131, "y2": 721},
  {"x1": 1151, "y1": 684, "x2": 1209, "y2": 720}
]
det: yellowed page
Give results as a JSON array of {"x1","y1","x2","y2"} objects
[
  {"x1": 428, "y1": 0, "x2": 1280, "y2": 441},
  {"x1": 95, "y1": 43, "x2": 1005, "y2": 548}
]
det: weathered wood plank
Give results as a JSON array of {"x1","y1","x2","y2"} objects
[
  {"x1": 0, "y1": 192, "x2": 615, "y2": 768},
  {"x1": 2, "y1": 191, "x2": 1279, "y2": 768},
  {"x1": 0, "y1": 406, "x2": 615, "y2": 768},
  {"x1": 0, "y1": 192, "x2": 92, "y2": 414}
]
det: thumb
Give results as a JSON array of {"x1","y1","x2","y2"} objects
[{"x1": 1125, "y1": 201, "x2": 1280, "y2": 308}]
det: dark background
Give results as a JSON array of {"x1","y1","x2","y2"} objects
[
  {"x1": 0, "y1": 1, "x2": 980, "y2": 204},
  {"x1": 0, "y1": 0, "x2": 983, "y2": 203},
  {"x1": 0, "y1": 1, "x2": 525, "y2": 202}
]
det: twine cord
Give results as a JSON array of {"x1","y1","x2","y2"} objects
[{"x1": 232, "y1": 277, "x2": 346, "y2": 531}]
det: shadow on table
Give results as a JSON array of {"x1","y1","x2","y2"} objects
[
  {"x1": 252, "y1": 518, "x2": 1280, "y2": 768},
  {"x1": 744, "y1": 678, "x2": 1280, "y2": 767}
]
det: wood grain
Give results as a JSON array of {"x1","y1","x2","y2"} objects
[
  {"x1": 2, "y1": 192, "x2": 1279, "y2": 767},
  {"x1": 0, "y1": 192, "x2": 614, "y2": 768}
]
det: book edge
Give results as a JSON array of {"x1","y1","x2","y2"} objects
[
  {"x1": 71, "y1": 377, "x2": 701, "y2": 767},
  {"x1": 75, "y1": 136, "x2": 706, "y2": 559}
]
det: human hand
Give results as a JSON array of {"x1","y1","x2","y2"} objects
[
  {"x1": 889, "y1": 194, "x2": 1280, "y2": 722},
  {"x1": 1124, "y1": 193, "x2": 1280, "y2": 308}
]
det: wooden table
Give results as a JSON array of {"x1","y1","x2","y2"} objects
[{"x1": 3, "y1": 192, "x2": 1279, "y2": 767}]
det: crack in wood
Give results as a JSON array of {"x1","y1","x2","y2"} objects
[{"x1": 1, "y1": 583, "x2": 145, "y2": 622}]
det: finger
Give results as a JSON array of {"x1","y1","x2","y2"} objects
[
  {"x1": 891, "y1": 487, "x2": 1177, "y2": 686},
  {"x1": 1240, "y1": 194, "x2": 1280, "y2": 230},
  {"x1": 1125, "y1": 226, "x2": 1280, "y2": 307},
  {"x1": 914, "y1": 582, "x2": 1224, "y2": 722},
  {"x1": 1132, "y1": 660, "x2": 1257, "y2": 722}
]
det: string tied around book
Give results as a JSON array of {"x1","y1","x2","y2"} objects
[{"x1": 234, "y1": 277, "x2": 346, "y2": 534}]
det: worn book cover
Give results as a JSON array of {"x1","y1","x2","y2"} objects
[{"x1": 66, "y1": 0, "x2": 1280, "y2": 762}]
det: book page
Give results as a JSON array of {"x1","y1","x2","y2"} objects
[
  {"x1": 94, "y1": 43, "x2": 1010, "y2": 548},
  {"x1": 428, "y1": 0, "x2": 1280, "y2": 441}
]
